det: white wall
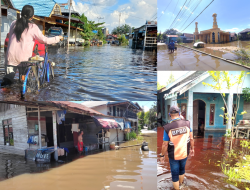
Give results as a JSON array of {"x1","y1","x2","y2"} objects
[
  {"x1": 1, "y1": 15, "x2": 13, "y2": 46},
  {"x1": 108, "y1": 128, "x2": 124, "y2": 143},
  {"x1": 0, "y1": 105, "x2": 29, "y2": 150},
  {"x1": 93, "y1": 105, "x2": 108, "y2": 115}
]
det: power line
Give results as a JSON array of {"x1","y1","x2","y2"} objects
[
  {"x1": 171, "y1": 0, "x2": 194, "y2": 29},
  {"x1": 158, "y1": 0, "x2": 173, "y2": 20},
  {"x1": 172, "y1": 0, "x2": 199, "y2": 30},
  {"x1": 181, "y1": 0, "x2": 214, "y2": 32},
  {"x1": 150, "y1": 12, "x2": 157, "y2": 20},
  {"x1": 179, "y1": 0, "x2": 202, "y2": 31},
  {"x1": 168, "y1": 0, "x2": 187, "y2": 30}
]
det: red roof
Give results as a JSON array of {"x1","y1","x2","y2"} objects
[
  {"x1": 166, "y1": 35, "x2": 178, "y2": 37},
  {"x1": 48, "y1": 101, "x2": 104, "y2": 116},
  {"x1": 0, "y1": 101, "x2": 104, "y2": 117}
]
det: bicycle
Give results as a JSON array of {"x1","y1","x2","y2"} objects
[{"x1": 18, "y1": 43, "x2": 55, "y2": 97}]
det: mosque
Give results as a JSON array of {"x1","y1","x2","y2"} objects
[{"x1": 194, "y1": 13, "x2": 230, "y2": 43}]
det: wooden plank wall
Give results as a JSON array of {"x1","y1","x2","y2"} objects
[{"x1": 0, "y1": 103, "x2": 28, "y2": 150}]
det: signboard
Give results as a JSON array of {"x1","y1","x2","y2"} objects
[
  {"x1": 36, "y1": 150, "x2": 54, "y2": 162},
  {"x1": 7, "y1": 8, "x2": 17, "y2": 21},
  {"x1": 25, "y1": 149, "x2": 38, "y2": 161},
  {"x1": 146, "y1": 20, "x2": 157, "y2": 25}
]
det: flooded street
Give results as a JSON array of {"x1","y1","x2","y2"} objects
[
  {"x1": 157, "y1": 127, "x2": 250, "y2": 190},
  {"x1": 157, "y1": 42, "x2": 250, "y2": 71},
  {"x1": 0, "y1": 133, "x2": 156, "y2": 190},
  {"x1": 0, "y1": 45, "x2": 156, "y2": 101}
]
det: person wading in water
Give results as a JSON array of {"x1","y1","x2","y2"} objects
[
  {"x1": 169, "y1": 40, "x2": 175, "y2": 53},
  {"x1": 1, "y1": 5, "x2": 63, "y2": 86},
  {"x1": 78, "y1": 131, "x2": 84, "y2": 153},
  {"x1": 160, "y1": 106, "x2": 194, "y2": 190}
]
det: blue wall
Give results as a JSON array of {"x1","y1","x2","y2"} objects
[{"x1": 177, "y1": 92, "x2": 244, "y2": 130}]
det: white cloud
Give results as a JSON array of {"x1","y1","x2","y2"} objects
[
  {"x1": 72, "y1": 0, "x2": 157, "y2": 32},
  {"x1": 143, "y1": 106, "x2": 150, "y2": 112},
  {"x1": 162, "y1": 11, "x2": 164, "y2": 14},
  {"x1": 224, "y1": 28, "x2": 240, "y2": 32}
]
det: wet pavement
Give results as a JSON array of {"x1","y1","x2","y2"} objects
[
  {"x1": 157, "y1": 127, "x2": 250, "y2": 190},
  {"x1": 0, "y1": 133, "x2": 156, "y2": 190},
  {"x1": 158, "y1": 41, "x2": 250, "y2": 71},
  {"x1": 0, "y1": 45, "x2": 157, "y2": 101}
]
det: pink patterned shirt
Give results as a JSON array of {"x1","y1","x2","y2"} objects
[{"x1": 6, "y1": 20, "x2": 60, "y2": 66}]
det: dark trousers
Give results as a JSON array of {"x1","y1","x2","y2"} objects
[{"x1": 169, "y1": 157, "x2": 188, "y2": 182}]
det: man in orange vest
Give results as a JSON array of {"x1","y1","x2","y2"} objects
[{"x1": 160, "y1": 106, "x2": 194, "y2": 190}]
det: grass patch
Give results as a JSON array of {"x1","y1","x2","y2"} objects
[
  {"x1": 233, "y1": 48, "x2": 250, "y2": 66},
  {"x1": 221, "y1": 140, "x2": 250, "y2": 189}
]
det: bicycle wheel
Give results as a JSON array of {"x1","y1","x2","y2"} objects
[{"x1": 23, "y1": 67, "x2": 39, "y2": 94}]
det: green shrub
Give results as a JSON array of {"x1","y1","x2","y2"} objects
[{"x1": 129, "y1": 131, "x2": 137, "y2": 139}]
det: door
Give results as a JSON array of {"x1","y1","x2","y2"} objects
[
  {"x1": 193, "y1": 100, "x2": 199, "y2": 130},
  {"x1": 113, "y1": 106, "x2": 116, "y2": 116}
]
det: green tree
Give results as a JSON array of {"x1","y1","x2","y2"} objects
[
  {"x1": 66, "y1": 14, "x2": 106, "y2": 43},
  {"x1": 137, "y1": 111, "x2": 145, "y2": 131},
  {"x1": 144, "y1": 111, "x2": 149, "y2": 126},
  {"x1": 177, "y1": 37, "x2": 182, "y2": 43},
  {"x1": 112, "y1": 24, "x2": 131, "y2": 35},
  {"x1": 157, "y1": 82, "x2": 165, "y2": 90},
  {"x1": 163, "y1": 28, "x2": 179, "y2": 35},
  {"x1": 148, "y1": 103, "x2": 157, "y2": 129},
  {"x1": 202, "y1": 71, "x2": 249, "y2": 139},
  {"x1": 167, "y1": 72, "x2": 175, "y2": 85}
]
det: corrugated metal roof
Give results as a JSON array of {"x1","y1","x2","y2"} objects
[
  {"x1": 12, "y1": 0, "x2": 56, "y2": 17},
  {"x1": 47, "y1": 101, "x2": 104, "y2": 116},
  {"x1": 0, "y1": 101, "x2": 105, "y2": 116},
  {"x1": 239, "y1": 28, "x2": 250, "y2": 34}
]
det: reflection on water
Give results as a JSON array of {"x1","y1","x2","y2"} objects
[
  {"x1": 157, "y1": 127, "x2": 249, "y2": 190},
  {"x1": 0, "y1": 45, "x2": 157, "y2": 101},
  {"x1": 157, "y1": 42, "x2": 250, "y2": 71},
  {"x1": 0, "y1": 133, "x2": 156, "y2": 190}
]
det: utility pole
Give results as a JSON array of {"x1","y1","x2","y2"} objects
[
  {"x1": 97, "y1": 17, "x2": 104, "y2": 23},
  {"x1": 67, "y1": 0, "x2": 72, "y2": 47}
]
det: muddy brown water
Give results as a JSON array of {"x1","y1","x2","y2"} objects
[
  {"x1": 157, "y1": 127, "x2": 250, "y2": 190},
  {"x1": 0, "y1": 133, "x2": 156, "y2": 190},
  {"x1": 158, "y1": 41, "x2": 250, "y2": 71}
]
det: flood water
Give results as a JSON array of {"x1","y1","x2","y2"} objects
[
  {"x1": 157, "y1": 127, "x2": 250, "y2": 190},
  {"x1": 0, "y1": 45, "x2": 156, "y2": 101},
  {"x1": 158, "y1": 41, "x2": 250, "y2": 71},
  {"x1": 0, "y1": 132, "x2": 156, "y2": 190}
]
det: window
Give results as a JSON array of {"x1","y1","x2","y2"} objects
[
  {"x1": 209, "y1": 104, "x2": 215, "y2": 125},
  {"x1": 218, "y1": 32, "x2": 220, "y2": 43},
  {"x1": 120, "y1": 109, "x2": 123, "y2": 117},
  {"x1": 212, "y1": 32, "x2": 215, "y2": 43},
  {"x1": 2, "y1": 119, "x2": 14, "y2": 146}
]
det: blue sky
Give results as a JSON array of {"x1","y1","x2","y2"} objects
[
  {"x1": 55, "y1": 0, "x2": 157, "y2": 32},
  {"x1": 158, "y1": 0, "x2": 250, "y2": 34}
]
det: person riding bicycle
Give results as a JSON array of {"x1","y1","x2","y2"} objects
[{"x1": 1, "y1": 5, "x2": 63, "y2": 86}]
